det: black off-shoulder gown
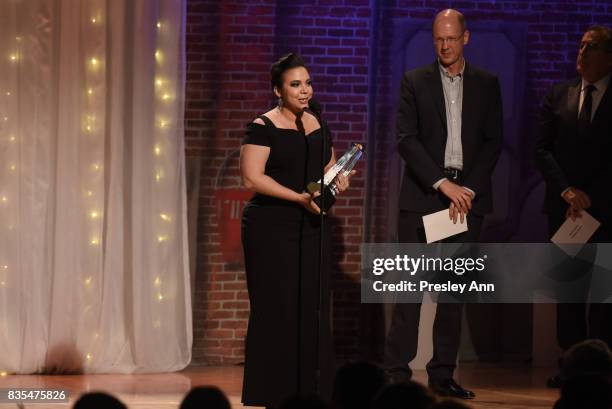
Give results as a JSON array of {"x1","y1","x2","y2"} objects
[{"x1": 241, "y1": 115, "x2": 333, "y2": 407}]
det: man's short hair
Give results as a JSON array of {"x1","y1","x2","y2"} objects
[
  {"x1": 586, "y1": 25, "x2": 612, "y2": 53},
  {"x1": 456, "y1": 12, "x2": 467, "y2": 32},
  {"x1": 432, "y1": 9, "x2": 467, "y2": 33}
]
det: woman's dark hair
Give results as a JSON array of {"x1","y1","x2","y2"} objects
[{"x1": 270, "y1": 53, "x2": 307, "y2": 91}]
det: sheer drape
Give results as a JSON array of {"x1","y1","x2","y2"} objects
[{"x1": 0, "y1": 0, "x2": 191, "y2": 373}]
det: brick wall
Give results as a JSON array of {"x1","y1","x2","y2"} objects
[
  {"x1": 185, "y1": 0, "x2": 277, "y2": 364},
  {"x1": 185, "y1": 0, "x2": 611, "y2": 365}
]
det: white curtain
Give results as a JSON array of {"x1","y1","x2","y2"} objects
[{"x1": 0, "y1": 0, "x2": 191, "y2": 373}]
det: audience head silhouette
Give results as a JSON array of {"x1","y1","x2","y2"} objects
[
  {"x1": 179, "y1": 386, "x2": 231, "y2": 409},
  {"x1": 279, "y1": 394, "x2": 328, "y2": 409},
  {"x1": 430, "y1": 399, "x2": 472, "y2": 409},
  {"x1": 555, "y1": 374, "x2": 612, "y2": 409},
  {"x1": 560, "y1": 339, "x2": 612, "y2": 382},
  {"x1": 332, "y1": 361, "x2": 386, "y2": 409},
  {"x1": 73, "y1": 392, "x2": 127, "y2": 409},
  {"x1": 373, "y1": 381, "x2": 436, "y2": 409}
]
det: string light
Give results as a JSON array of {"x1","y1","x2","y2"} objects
[
  {"x1": 3, "y1": 117, "x2": 8, "y2": 121},
  {"x1": 0, "y1": 372, "x2": 7, "y2": 377},
  {"x1": 2, "y1": 266, "x2": 7, "y2": 270},
  {"x1": 9, "y1": 53, "x2": 18, "y2": 62},
  {"x1": 5, "y1": 92, "x2": 10, "y2": 96},
  {"x1": 8, "y1": 164, "x2": 16, "y2": 172},
  {"x1": 86, "y1": 353, "x2": 92, "y2": 361},
  {"x1": 1, "y1": 197, "x2": 7, "y2": 203},
  {"x1": 0, "y1": 281, "x2": 5, "y2": 287},
  {"x1": 51, "y1": 11, "x2": 179, "y2": 320},
  {"x1": 9, "y1": 136, "x2": 16, "y2": 143},
  {"x1": 84, "y1": 114, "x2": 96, "y2": 132}
]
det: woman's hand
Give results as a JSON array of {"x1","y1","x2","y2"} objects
[
  {"x1": 334, "y1": 170, "x2": 356, "y2": 194},
  {"x1": 297, "y1": 192, "x2": 322, "y2": 214}
]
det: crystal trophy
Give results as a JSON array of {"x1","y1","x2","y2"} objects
[{"x1": 307, "y1": 142, "x2": 364, "y2": 212}]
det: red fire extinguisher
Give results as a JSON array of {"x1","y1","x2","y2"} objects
[{"x1": 214, "y1": 150, "x2": 252, "y2": 263}]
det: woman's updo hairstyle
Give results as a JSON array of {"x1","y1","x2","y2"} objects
[{"x1": 270, "y1": 53, "x2": 306, "y2": 92}]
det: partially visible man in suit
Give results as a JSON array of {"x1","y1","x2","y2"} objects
[
  {"x1": 384, "y1": 9, "x2": 502, "y2": 399},
  {"x1": 536, "y1": 25, "x2": 612, "y2": 387}
]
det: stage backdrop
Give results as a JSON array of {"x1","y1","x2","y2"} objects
[{"x1": 0, "y1": 0, "x2": 191, "y2": 373}]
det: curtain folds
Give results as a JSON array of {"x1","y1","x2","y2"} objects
[{"x1": 0, "y1": 0, "x2": 191, "y2": 373}]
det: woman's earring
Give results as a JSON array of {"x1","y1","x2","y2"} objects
[{"x1": 277, "y1": 97, "x2": 283, "y2": 110}]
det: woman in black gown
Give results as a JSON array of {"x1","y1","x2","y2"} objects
[{"x1": 240, "y1": 53, "x2": 352, "y2": 407}]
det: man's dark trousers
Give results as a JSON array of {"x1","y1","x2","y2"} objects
[{"x1": 384, "y1": 212, "x2": 483, "y2": 381}]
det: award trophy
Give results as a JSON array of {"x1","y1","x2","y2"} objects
[{"x1": 307, "y1": 142, "x2": 364, "y2": 212}]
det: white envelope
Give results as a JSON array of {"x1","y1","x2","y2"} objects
[
  {"x1": 422, "y1": 208, "x2": 468, "y2": 243},
  {"x1": 551, "y1": 210, "x2": 600, "y2": 256}
]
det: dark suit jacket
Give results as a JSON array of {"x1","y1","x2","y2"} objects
[
  {"x1": 397, "y1": 61, "x2": 503, "y2": 216},
  {"x1": 536, "y1": 76, "x2": 612, "y2": 227}
]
